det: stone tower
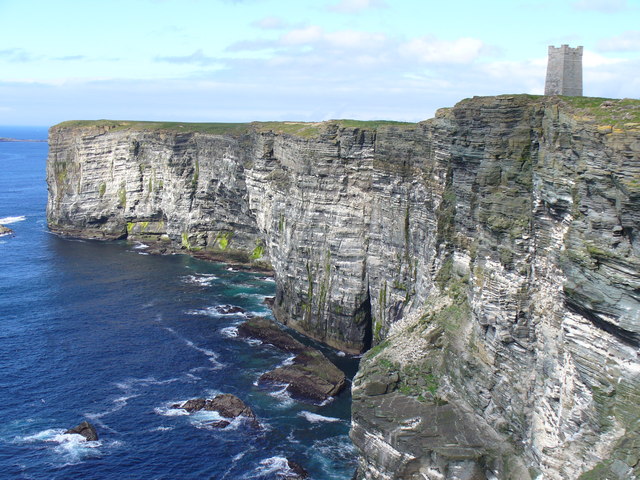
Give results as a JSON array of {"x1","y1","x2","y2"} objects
[{"x1": 544, "y1": 44, "x2": 583, "y2": 96}]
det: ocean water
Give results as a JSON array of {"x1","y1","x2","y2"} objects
[{"x1": 0, "y1": 127, "x2": 359, "y2": 480}]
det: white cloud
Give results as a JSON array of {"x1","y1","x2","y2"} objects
[
  {"x1": 571, "y1": 0, "x2": 629, "y2": 12},
  {"x1": 583, "y1": 50, "x2": 626, "y2": 67},
  {"x1": 328, "y1": 0, "x2": 387, "y2": 13},
  {"x1": 597, "y1": 31, "x2": 640, "y2": 52},
  {"x1": 252, "y1": 16, "x2": 287, "y2": 30},
  {"x1": 401, "y1": 37, "x2": 485, "y2": 64},
  {"x1": 281, "y1": 26, "x2": 324, "y2": 45},
  {"x1": 324, "y1": 30, "x2": 387, "y2": 49},
  {"x1": 279, "y1": 26, "x2": 387, "y2": 50}
]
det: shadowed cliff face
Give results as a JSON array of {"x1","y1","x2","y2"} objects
[{"x1": 47, "y1": 96, "x2": 640, "y2": 479}]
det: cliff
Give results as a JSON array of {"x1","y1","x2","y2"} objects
[{"x1": 47, "y1": 96, "x2": 640, "y2": 479}]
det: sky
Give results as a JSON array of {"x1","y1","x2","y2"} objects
[{"x1": 0, "y1": 0, "x2": 638, "y2": 126}]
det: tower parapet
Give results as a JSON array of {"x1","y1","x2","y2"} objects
[{"x1": 545, "y1": 44, "x2": 583, "y2": 96}]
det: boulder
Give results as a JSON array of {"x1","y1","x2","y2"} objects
[
  {"x1": 65, "y1": 421, "x2": 98, "y2": 441},
  {"x1": 0, "y1": 224, "x2": 13, "y2": 236}
]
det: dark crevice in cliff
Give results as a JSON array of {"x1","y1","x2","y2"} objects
[
  {"x1": 565, "y1": 297, "x2": 640, "y2": 348},
  {"x1": 360, "y1": 286, "x2": 373, "y2": 352}
]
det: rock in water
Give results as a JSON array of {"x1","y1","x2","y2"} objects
[
  {"x1": 65, "y1": 421, "x2": 98, "y2": 441},
  {"x1": 204, "y1": 393, "x2": 255, "y2": 419},
  {"x1": 174, "y1": 394, "x2": 255, "y2": 420},
  {"x1": 285, "y1": 459, "x2": 309, "y2": 479},
  {"x1": 0, "y1": 224, "x2": 13, "y2": 236},
  {"x1": 238, "y1": 317, "x2": 346, "y2": 402},
  {"x1": 177, "y1": 398, "x2": 207, "y2": 413}
]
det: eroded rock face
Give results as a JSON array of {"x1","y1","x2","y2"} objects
[{"x1": 47, "y1": 97, "x2": 640, "y2": 479}]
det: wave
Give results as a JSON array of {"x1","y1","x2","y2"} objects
[
  {"x1": 84, "y1": 376, "x2": 181, "y2": 431},
  {"x1": 0, "y1": 215, "x2": 26, "y2": 224},
  {"x1": 16, "y1": 428, "x2": 117, "y2": 466},
  {"x1": 181, "y1": 274, "x2": 218, "y2": 287},
  {"x1": 133, "y1": 242, "x2": 149, "y2": 249},
  {"x1": 154, "y1": 402, "x2": 191, "y2": 417},
  {"x1": 162, "y1": 326, "x2": 224, "y2": 368},
  {"x1": 298, "y1": 411, "x2": 341, "y2": 423},
  {"x1": 186, "y1": 304, "x2": 250, "y2": 318},
  {"x1": 220, "y1": 326, "x2": 239, "y2": 338},
  {"x1": 149, "y1": 426, "x2": 174, "y2": 432},
  {"x1": 266, "y1": 384, "x2": 295, "y2": 408},
  {"x1": 251, "y1": 456, "x2": 300, "y2": 479},
  {"x1": 308, "y1": 435, "x2": 357, "y2": 472}
]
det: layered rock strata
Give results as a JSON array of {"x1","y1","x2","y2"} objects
[{"x1": 47, "y1": 97, "x2": 640, "y2": 479}]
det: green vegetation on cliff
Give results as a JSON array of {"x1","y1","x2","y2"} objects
[{"x1": 52, "y1": 118, "x2": 416, "y2": 139}]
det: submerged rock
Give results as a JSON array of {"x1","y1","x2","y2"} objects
[
  {"x1": 65, "y1": 421, "x2": 98, "y2": 441},
  {"x1": 238, "y1": 317, "x2": 346, "y2": 402}
]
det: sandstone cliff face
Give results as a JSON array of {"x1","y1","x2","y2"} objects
[{"x1": 47, "y1": 97, "x2": 640, "y2": 479}]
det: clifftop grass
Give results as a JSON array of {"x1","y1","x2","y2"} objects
[
  {"x1": 560, "y1": 96, "x2": 640, "y2": 128},
  {"x1": 53, "y1": 119, "x2": 415, "y2": 138}
]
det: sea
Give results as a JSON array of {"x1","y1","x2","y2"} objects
[{"x1": 0, "y1": 126, "x2": 359, "y2": 480}]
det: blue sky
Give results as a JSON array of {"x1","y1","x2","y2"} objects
[{"x1": 0, "y1": 0, "x2": 638, "y2": 126}]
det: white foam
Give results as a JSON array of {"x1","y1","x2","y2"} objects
[
  {"x1": 254, "y1": 456, "x2": 296, "y2": 478},
  {"x1": 267, "y1": 384, "x2": 295, "y2": 408},
  {"x1": 0, "y1": 215, "x2": 26, "y2": 224},
  {"x1": 336, "y1": 351, "x2": 346, "y2": 357},
  {"x1": 234, "y1": 293, "x2": 268, "y2": 301},
  {"x1": 149, "y1": 426, "x2": 174, "y2": 432},
  {"x1": 17, "y1": 428, "x2": 105, "y2": 466},
  {"x1": 279, "y1": 355, "x2": 296, "y2": 367},
  {"x1": 220, "y1": 326, "x2": 239, "y2": 338},
  {"x1": 133, "y1": 242, "x2": 149, "y2": 249},
  {"x1": 186, "y1": 305, "x2": 248, "y2": 318},
  {"x1": 154, "y1": 402, "x2": 190, "y2": 417},
  {"x1": 318, "y1": 396, "x2": 336, "y2": 407},
  {"x1": 162, "y1": 326, "x2": 224, "y2": 368},
  {"x1": 181, "y1": 274, "x2": 218, "y2": 287},
  {"x1": 299, "y1": 411, "x2": 341, "y2": 423}
]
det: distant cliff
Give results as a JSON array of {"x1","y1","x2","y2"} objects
[{"x1": 47, "y1": 96, "x2": 640, "y2": 479}]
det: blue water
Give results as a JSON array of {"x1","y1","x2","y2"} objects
[{"x1": 0, "y1": 127, "x2": 358, "y2": 479}]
